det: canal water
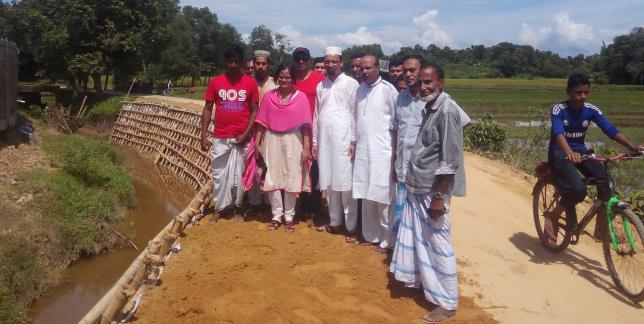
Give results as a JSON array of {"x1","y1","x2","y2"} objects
[{"x1": 28, "y1": 151, "x2": 194, "y2": 324}]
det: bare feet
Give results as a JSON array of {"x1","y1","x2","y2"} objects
[
  {"x1": 305, "y1": 212, "x2": 316, "y2": 228},
  {"x1": 232, "y1": 207, "x2": 245, "y2": 222},
  {"x1": 345, "y1": 233, "x2": 359, "y2": 243},
  {"x1": 208, "y1": 211, "x2": 221, "y2": 223},
  {"x1": 316, "y1": 224, "x2": 341, "y2": 233},
  {"x1": 373, "y1": 247, "x2": 388, "y2": 254}
]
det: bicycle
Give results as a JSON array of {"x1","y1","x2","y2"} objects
[{"x1": 532, "y1": 151, "x2": 644, "y2": 302}]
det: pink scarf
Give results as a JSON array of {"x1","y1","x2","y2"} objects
[{"x1": 255, "y1": 89, "x2": 312, "y2": 133}]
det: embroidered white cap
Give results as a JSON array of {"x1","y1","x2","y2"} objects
[
  {"x1": 254, "y1": 50, "x2": 270, "y2": 58},
  {"x1": 324, "y1": 46, "x2": 342, "y2": 56}
]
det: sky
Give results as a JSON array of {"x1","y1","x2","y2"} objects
[{"x1": 182, "y1": 0, "x2": 644, "y2": 57}]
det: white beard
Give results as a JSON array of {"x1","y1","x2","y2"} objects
[{"x1": 419, "y1": 89, "x2": 441, "y2": 103}]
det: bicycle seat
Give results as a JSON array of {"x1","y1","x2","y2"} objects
[{"x1": 534, "y1": 161, "x2": 552, "y2": 178}]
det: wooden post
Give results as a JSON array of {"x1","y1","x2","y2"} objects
[
  {"x1": 77, "y1": 95, "x2": 88, "y2": 117},
  {"x1": 99, "y1": 284, "x2": 134, "y2": 324},
  {"x1": 126, "y1": 78, "x2": 136, "y2": 98},
  {"x1": 160, "y1": 232, "x2": 178, "y2": 257}
]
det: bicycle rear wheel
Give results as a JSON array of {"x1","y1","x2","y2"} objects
[
  {"x1": 533, "y1": 177, "x2": 572, "y2": 252},
  {"x1": 603, "y1": 208, "x2": 644, "y2": 302}
]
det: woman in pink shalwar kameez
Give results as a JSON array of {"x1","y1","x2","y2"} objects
[{"x1": 253, "y1": 63, "x2": 312, "y2": 232}]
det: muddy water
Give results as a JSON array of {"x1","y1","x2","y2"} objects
[{"x1": 29, "y1": 151, "x2": 194, "y2": 324}]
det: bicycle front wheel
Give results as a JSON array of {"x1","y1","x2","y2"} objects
[
  {"x1": 532, "y1": 177, "x2": 572, "y2": 253},
  {"x1": 603, "y1": 208, "x2": 644, "y2": 302}
]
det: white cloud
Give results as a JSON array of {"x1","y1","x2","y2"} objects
[
  {"x1": 518, "y1": 23, "x2": 551, "y2": 47},
  {"x1": 336, "y1": 26, "x2": 382, "y2": 46},
  {"x1": 412, "y1": 10, "x2": 454, "y2": 47},
  {"x1": 277, "y1": 25, "x2": 328, "y2": 55},
  {"x1": 552, "y1": 12, "x2": 595, "y2": 46},
  {"x1": 518, "y1": 12, "x2": 598, "y2": 54},
  {"x1": 274, "y1": 11, "x2": 453, "y2": 56}
]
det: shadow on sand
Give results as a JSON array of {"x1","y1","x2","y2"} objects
[{"x1": 509, "y1": 231, "x2": 643, "y2": 308}]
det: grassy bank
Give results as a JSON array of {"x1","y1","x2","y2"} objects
[{"x1": 0, "y1": 131, "x2": 134, "y2": 323}]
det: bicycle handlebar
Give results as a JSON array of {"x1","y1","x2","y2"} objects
[{"x1": 581, "y1": 151, "x2": 643, "y2": 162}]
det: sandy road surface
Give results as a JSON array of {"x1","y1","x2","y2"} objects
[
  {"x1": 133, "y1": 152, "x2": 642, "y2": 323},
  {"x1": 134, "y1": 95, "x2": 205, "y2": 111}
]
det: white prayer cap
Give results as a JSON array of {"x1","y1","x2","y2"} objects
[
  {"x1": 324, "y1": 46, "x2": 342, "y2": 56},
  {"x1": 254, "y1": 50, "x2": 270, "y2": 58}
]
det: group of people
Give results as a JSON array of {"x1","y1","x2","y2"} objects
[
  {"x1": 199, "y1": 43, "x2": 467, "y2": 322},
  {"x1": 197, "y1": 41, "x2": 644, "y2": 322}
]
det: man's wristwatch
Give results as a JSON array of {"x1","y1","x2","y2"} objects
[{"x1": 432, "y1": 192, "x2": 444, "y2": 200}]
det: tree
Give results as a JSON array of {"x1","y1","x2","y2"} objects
[
  {"x1": 249, "y1": 25, "x2": 274, "y2": 53},
  {"x1": 596, "y1": 27, "x2": 644, "y2": 84},
  {"x1": 1, "y1": 0, "x2": 181, "y2": 94},
  {"x1": 247, "y1": 25, "x2": 292, "y2": 70}
]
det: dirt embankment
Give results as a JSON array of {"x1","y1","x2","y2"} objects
[{"x1": 133, "y1": 152, "x2": 644, "y2": 324}]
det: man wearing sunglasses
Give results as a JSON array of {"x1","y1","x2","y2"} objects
[{"x1": 292, "y1": 47, "x2": 326, "y2": 225}]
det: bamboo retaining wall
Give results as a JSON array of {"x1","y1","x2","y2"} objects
[
  {"x1": 110, "y1": 102, "x2": 212, "y2": 190},
  {"x1": 81, "y1": 101, "x2": 214, "y2": 323}
]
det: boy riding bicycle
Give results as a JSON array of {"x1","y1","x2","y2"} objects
[{"x1": 546, "y1": 73, "x2": 643, "y2": 244}]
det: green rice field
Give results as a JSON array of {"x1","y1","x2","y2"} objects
[{"x1": 445, "y1": 78, "x2": 644, "y2": 129}]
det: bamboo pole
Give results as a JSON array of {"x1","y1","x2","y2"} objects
[
  {"x1": 77, "y1": 95, "x2": 88, "y2": 118},
  {"x1": 99, "y1": 284, "x2": 134, "y2": 324}
]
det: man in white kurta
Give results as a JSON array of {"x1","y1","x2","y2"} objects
[
  {"x1": 353, "y1": 55, "x2": 398, "y2": 252},
  {"x1": 313, "y1": 47, "x2": 359, "y2": 239}
]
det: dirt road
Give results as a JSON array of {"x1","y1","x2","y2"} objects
[{"x1": 133, "y1": 153, "x2": 643, "y2": 323}]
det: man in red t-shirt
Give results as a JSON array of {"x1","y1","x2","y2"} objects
[
  {"x1": 200, "y1": 44, "x2": 259, "y2": 221},
  {"x1": 292, "y1": 47, "x2": 325, "y2": 225}
]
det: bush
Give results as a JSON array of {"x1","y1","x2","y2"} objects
[
  {"x1": 23, "y1": 134, "x2": 135, "y2": 256},
  {"x1": 43, "y1": 134, "x2": 133, "y2": 205},
  {"x1": 23, "y1": 104, "x2": 46, "y2": 119},
  {"x1": 0, "y1": 239, "x2": 43, "y2": 324},
  {"x1": 0, "y1": 284, "x2": 29, "y2": 324},
  {"x1": 465, "y1": 114, "x2": 506, "y2": 155},
  {"x1": 86, "y1": 96, "x2": 129, "y2": 121}
]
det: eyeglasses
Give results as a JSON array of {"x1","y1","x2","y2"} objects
[{"x1": 294, "y1": 56, "x2": 309, "y2": 62}]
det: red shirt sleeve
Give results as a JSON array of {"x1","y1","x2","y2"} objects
[
  {"x1": 247, "y1": 77, "x2": 259, "y2": 104},
  {"x1": 204, "y1": 77, "x2": 218, "y2": 102}
]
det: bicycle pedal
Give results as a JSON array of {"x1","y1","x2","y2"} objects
[{"x1": 570, "y1": 233, "x2": 580, "y2": 245}]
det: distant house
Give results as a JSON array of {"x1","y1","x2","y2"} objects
[{"x1": 1, "y1": 39, "x2": 18, "y2": 131}]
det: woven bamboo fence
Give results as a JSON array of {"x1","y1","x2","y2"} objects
[
  {"x1": 110, "y1": 102, "x2": 212, "y2": 190},
  {"x1": 79, "y1": 101, "x2": 214, "y2": 323}
]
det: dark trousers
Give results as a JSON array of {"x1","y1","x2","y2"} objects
[
  {"x1": 548, "y1": 149, "x2": 610, "y2": 220},
  {"x1": 300, "y1": 160, "x2": 322, "y2": 213}
]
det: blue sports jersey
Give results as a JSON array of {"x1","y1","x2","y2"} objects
[{"x1": 548, "y1": 100, "x2": 619, "y2": 153}]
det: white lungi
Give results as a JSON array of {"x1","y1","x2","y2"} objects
[
  {"x1": 211, "y1": 138, "x2": 245, "y2": 211},
  {"x1": 389, "y1": 191, "x2": 458, "y2": 310}
]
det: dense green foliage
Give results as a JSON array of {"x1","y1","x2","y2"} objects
[
  {"x1": 2, "y1": 1, "x2": 643, "y2": 92},
  {"x1": 594, "y1": 27, "x2": 644, "y2": 84}
]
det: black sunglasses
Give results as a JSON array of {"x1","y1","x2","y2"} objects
[{"x1": 294, "y1": 56, "x2": 310, "y2": 62}]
